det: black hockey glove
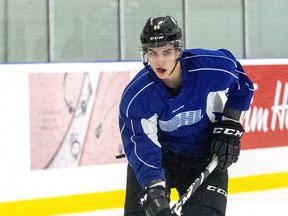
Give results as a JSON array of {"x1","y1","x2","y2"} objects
[
  {"x1": 139, "y1": 181, "x2": 173, "y2": 216},
  {"x1": 210, "y1": 120, "x2": 244, "y2": 172}
]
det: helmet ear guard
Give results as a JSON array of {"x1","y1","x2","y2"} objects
[{"x1": 139, "y1": 47, "x2": 149, "y2": 66}]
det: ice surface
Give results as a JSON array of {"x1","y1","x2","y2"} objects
[{"x1": 60, "y1": 188, "x2": 288, "y2": 216}]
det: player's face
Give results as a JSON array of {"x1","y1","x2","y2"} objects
[{"x1": 147, "y1": 45, "x2": 180, "y2": 79}]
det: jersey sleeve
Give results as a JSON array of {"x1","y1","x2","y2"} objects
[
  {"x1": 219, "y1": 49, "x2": 254, "y2": 111},
  {"x1": 119, "y1": 87, "x2": 165, "y2": 188}
]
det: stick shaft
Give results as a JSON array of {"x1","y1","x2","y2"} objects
[{"x1": 171, "y1": 156, "x2": 218, "y2": 215}]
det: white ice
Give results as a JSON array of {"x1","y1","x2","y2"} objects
[{"x1": 60, "y1": 188, "x2": 288, "y2": 215}]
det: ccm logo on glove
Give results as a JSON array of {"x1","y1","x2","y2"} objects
[
  {"x1": 212, "y1": 127, "x2": 244, "y2": 137},
  {"x1": 210, "y1": 120, "x2": 244, "y2": 172}
]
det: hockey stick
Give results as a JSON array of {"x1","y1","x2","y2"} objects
[
  {"x1": 115, "y1": 153, "x2": 125, "y2": 159},
  {"x1": 171, "y1": 155, "x2": 219, "y2": 215}
]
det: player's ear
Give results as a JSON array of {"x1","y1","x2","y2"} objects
[{"x1": 175, "y1": 48, "x2": 181, "y2": 58}]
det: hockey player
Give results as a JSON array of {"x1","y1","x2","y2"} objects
[{"x1": 118, "y1": 15, "x2": 254, "y2": 216}]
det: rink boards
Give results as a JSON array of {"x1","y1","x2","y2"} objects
[{"x1": 0, "y1": 59, "x2": 287, "y2": 215}]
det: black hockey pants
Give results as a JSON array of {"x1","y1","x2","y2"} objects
[{"x1": 124, "y1": 152, "x2": 228, "y2": 216}]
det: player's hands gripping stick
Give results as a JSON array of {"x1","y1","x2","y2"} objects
[{"x1": 139, "y1": 180, "x2": 173, "y2": 216}]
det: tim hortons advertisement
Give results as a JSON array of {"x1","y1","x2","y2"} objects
[{"x1": 242, "y1": 65, "x2": 288, "y2": 149}]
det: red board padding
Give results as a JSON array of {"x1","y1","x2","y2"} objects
[{"x1": 242, "y1": 65, "x2": 288, "y2": 149}]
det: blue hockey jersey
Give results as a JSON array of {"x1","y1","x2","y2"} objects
[{"x1": 119, "y1": 48, "x2": 254, "y2": 188}]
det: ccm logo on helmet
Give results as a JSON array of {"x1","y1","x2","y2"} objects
[
  {"x1": 150, "y1": 36, "x2": 164, "y2": 40},
  {"x1": 213, "y1": 127, "x2": 243, "y2": 138}
]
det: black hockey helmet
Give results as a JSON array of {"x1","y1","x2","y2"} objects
[{"x1": 140, "y1": 16, "x2": 183, "y2": 64}]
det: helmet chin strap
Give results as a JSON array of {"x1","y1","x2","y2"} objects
[{"x1": 168, "y1": 58, "x2": 180, "y2": 76}]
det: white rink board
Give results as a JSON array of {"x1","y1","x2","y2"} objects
[{"x1": 0, "y1": 62, "x2": 142, "y2": 202}]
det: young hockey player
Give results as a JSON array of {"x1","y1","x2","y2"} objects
[{"x1": 118, "y1": 15, "x2": 254, "y2": 216}]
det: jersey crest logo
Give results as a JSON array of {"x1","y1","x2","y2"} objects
[{"x1": 159, "y1": 110, "x2": 203, "y2": 132}]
